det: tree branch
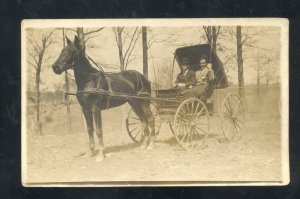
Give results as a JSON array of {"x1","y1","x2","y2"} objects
[
  {"x1": 123, "y1": 27, "x2": 139, "y2": 61},
  {"x1": 124, "y1": 29, "x2": 140, "y2": 70},
  {"x1": 27, "y1": 60, "x2": 37, "y2": 70},
  {"x1": 84, "y1": 27, "x2": 105, "y2": 36}
]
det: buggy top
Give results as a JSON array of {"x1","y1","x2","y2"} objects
[{"x1": 174, "y1": 44, "x2": 229, "y2": 89}]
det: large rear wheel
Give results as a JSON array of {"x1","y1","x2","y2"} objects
[{"x1": 170, "y1": 98, "x2": 209, "y2": 150}]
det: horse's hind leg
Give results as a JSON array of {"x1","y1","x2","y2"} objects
[
  {"x1": 93, "y1": 111, "x2": 105, "y2": 161},
  {"x1": 140, "y1": 102, "x2": 155, "y2": 150},
  {"x1": 82, "y1": 108, "x2": 95, "y2": 156}
]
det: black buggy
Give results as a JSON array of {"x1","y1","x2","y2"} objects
[{"x1": 126, "y1": 44, "x2": 245, "y2": 150}]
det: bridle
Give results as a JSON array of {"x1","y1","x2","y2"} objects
[{"x1": 65, "y1": 44, "x2": 80, "y2": 70}]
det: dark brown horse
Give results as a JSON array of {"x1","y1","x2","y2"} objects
[{"x1": 52, "y1": 36, "x2": 155, "y2": 161}]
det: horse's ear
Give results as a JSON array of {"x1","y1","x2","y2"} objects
[
  {"x1": 74, "y1": 36, "x2": 80, "y2": 48},
  {"x1": 66, "y1": 36, "x2": 71, "y2": 45}
]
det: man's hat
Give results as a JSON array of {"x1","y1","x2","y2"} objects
[
  {"x1": 181, "y1": 57, "x2": 190, "y2": 66},
  {"x1": 200, "y1": 55, "x2": 209, "y2": 61}
]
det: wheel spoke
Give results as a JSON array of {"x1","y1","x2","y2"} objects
[
  {"x1": 223, "y1": 119, "x2": 232, "y2": 139},
  {"x1": 133, "y1": 128, "x2": 142, "y2": 139},
  {"x1": 224, "y1": 103, "x2": 232, "y2": 116},
  {"x1": 194, "y1": 106, "x2": 205, "y2": 120},
  {"x1": 187, "y1": 128, "x2": 193, "y2": 143},
  {"x1": 227, "y1": 97, "x2": 233, "y2": 113},
  {"x1": 194, "y1": 101, "x2": 200, "y2": 115},
  {"x1": 129, "y1": 116, "x2": 140, "y2": 121},
  {"x1": 235, "y1": 118, "x2": 245, "y2": 126},
  {"x1": 179, "y1": 131, "x2": 188, "y2": 143},
  {"x1": 128, "y1": 122, "x2": 141, "y2": 126},
  {"x1": 230, "y1": 120, "x2": 235, "y2": 139},
  {"x1": 129, "y1": 126, "x2": 140, "y2": 134},
  {"x1": 185, "y1": 103, "x2": 191, "y2": 119},
  {"x1": 191, "y1": 100, "x2": 194, "y2": 114},
  {"x1": 193, "y1": 127, "x2": 206, "y2": 141},
  {"x1": 223, "y1": 115, "x2": 230, "y2": 120},
  {"x1": 233, "y1": 100, "x2": 241, "y2": 115},
  {"x1": 177, "y1": 115, "x2": 190, "y2": 124},
  {"x1": 194, "y1": 126, "x2": 208, "y2": 135},
  {"x1": 233, "y1": 119, "x2": 243, "y2": 132},
  {"x1": 178, "y1": 124, "x2": 183, "y2": 136},
  {"x1": 190, "y1": 127, "x2": 195, "y2": 142},
  {"x1": 232, "y1": 119, "x2": 239, "y2": 136}
]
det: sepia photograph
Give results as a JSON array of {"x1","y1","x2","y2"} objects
[{"x1": 21, "y1": 19, "x2": 289, "y2": 186}]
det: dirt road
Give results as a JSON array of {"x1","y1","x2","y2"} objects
[{"x1": 23, "y1": 103, "x2": 282, "y2": 185}]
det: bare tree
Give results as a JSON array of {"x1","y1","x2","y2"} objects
[
  {"x1": 255, "y1": 53, "x2": 279, "y2": 97},
  {"x1": 112, "y1": 27, "x2": 141, "y2": 71},
  {"x1": 203, "y1": 26, "x2": 221, "y2": 54},
  {"x1": 236, "y1": 26, "x2": 245, "y2": 99},
  {"x1": 142, "y1": 27, "x2": 178, "y2": 79},
  {"x1": 151, "y1": 58, "x2": 174, "y2": 88},
  {"x1": 66, "y1": 27, "x2": 105, "y2": 53},
  {"x1": 27, "y1": 29, "x2": 55, "y2": 135},
  {"x1": 142, "y1": 26, "x2": 148, "y2": 78}
]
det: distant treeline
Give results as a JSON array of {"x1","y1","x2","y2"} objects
[{"x1": 27, "y1": 90, "x2": 76, "y2": 105}]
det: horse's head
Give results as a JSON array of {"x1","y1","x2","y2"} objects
[{"x1": 52, "y1": 36, "x2": 81, "y2": 74}]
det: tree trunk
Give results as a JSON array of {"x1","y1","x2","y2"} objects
[
  {"x1": 62, "y1": 28, "x2": 71, "y2": 134},
  {"x1": 212, "y1": 26, "x2": 217, "y2": 54},
  {"x1": 35, "y1": 53, "x2": 43, "y2": 135},
  {"x1": 117, "y1": 28, "x2": 125, "y2": 71},
  {"x1": 236, "y1": 26, "x2": 245, "y2": 99},
  {"x1": 35, "y1": 68, "x2": 41, "y2": 135},
  {"x1": 76, "y1": 28, "x2": 86, "y2": 53},
  {"x1": 207, "y1": 26, "x2": 212, "y2": 45},
  {"x1": 204, "y1": 26, "x2": 219, "y2": 57},
  {"x1": 257, "y1": 67, "x2": 260, "y2": 98},
  {"x1": 142, "y1": 26, "x2": 148, "y2": 79}
]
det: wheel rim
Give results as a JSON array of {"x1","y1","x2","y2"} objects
[
  {"x1": 173, "y1": 98, "x2": 209, "y2": 150},
  {"x1": 221, "y1": 93, "x2": 245, "y2": 141},
  {"x1": 126, "y1": 104, "x2": 161, "y2": 143}
]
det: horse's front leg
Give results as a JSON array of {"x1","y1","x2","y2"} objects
[
  {"x1": 93, "y1": 111, "x2": 105, "y2": 161},
  {"x1": 82, "y1": 108, "x2": 95, "y2": 156}
]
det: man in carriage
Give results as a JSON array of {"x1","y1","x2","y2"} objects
[{"x1": 174, "y1": 57, "x2": 197, "y2": 88}]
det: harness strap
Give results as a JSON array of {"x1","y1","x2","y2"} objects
[
  {"x1": 137, "y1": 75, "x2": 150, "y2": 96},
  {"x1": 106, "y1": 77, "x2": 113, "y2": 93}
]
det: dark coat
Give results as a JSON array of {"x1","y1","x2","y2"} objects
[{"x1": 175, "y1": 70, "x2": 197, "y2": 87}]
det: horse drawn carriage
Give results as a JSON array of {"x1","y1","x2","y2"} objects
[
  {"x1": 52, "y1": 36, "x2": 245, "y2": 160},
  {"x1": 125, "y1": 44, "x2": 245, "y2": 150}
]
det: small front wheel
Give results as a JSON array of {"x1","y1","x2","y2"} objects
[
  {"x1": 126, "y1": 104, "x2": 161, "y2": 143},
  {"x1": 221, "y1": 93, "x2": 245, "y2": 141}
]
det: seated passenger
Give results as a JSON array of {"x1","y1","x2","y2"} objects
[
  {"x1": 174, "y1": 62, "x2": 197, "y2": 88},
  {"x1": 180, "y1": 55, "x2": 215, "y2": 99},
  {"x1": 196, "y1": 55, "x2": 215, "y2": 85}
]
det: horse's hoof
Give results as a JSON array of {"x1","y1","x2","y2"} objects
[
  {"x1": 147, "y1": 141, "x2": 154, "y2": 150},
  {"x1": 96, "y1": 154, "x2": 105, "y2": 162},
  {"x1": 140, "y1": 137, "x2": 150, "y2": 149}
]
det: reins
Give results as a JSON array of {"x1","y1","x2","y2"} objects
[{"x1": 85, "y1": 53, "x2": 105, "y2": 73}]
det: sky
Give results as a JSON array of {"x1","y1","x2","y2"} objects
[{"x1": 25, "y1": 26, "x2": 281, "y2": 92}]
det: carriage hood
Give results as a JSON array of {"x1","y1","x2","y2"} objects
[{"x1": 174, "y1": 44, "x2": 229, "y2": 89}]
